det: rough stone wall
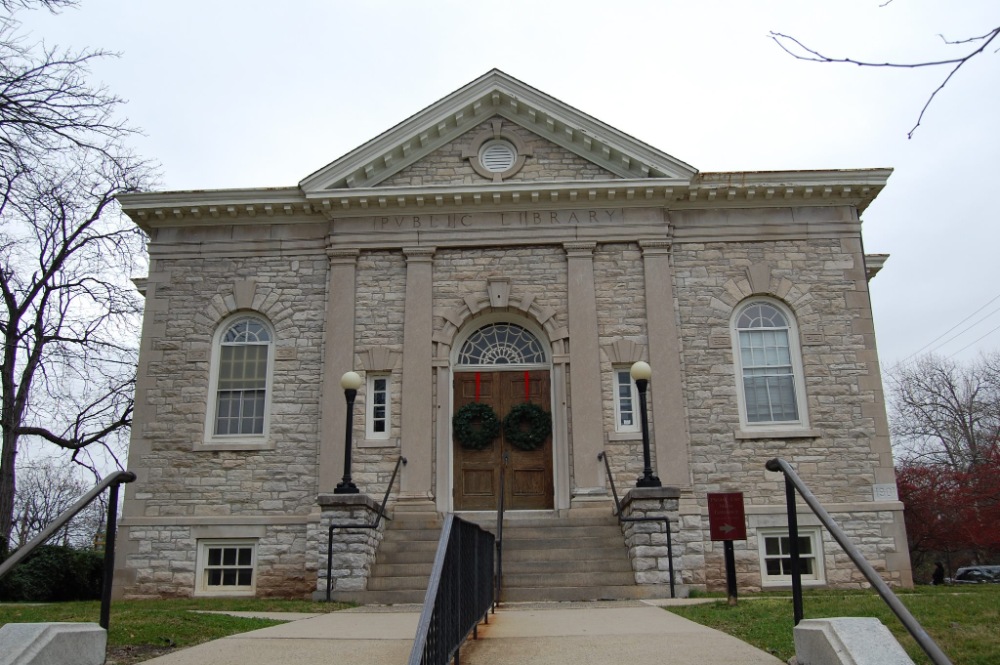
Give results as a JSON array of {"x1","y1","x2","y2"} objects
[
  {"x1": 123, "y1": 524, "x2": 314, "y2": 599},
  {"x1": 123, "y1": 525, "x2": 194, "y2": 598},
  {"x1": 380, "y1": 118, "x2": 616, "y2": 187},
  {"x1": 134, "y1": 254, "x2": 326, "y2": 516},
  {"x1": 352, "y1": 250, "x2": 407, "y2": 490},
  {"x1": 311, "y1": 499, "x2": 385, "y2": 597},
  {"x1": 671, "y1": 233, "x2": 904, "y2": 590},
  {"x1": 673, "y1": 237, "x2": 882, "y2": 504},
  {"x1": 433, "y1": 245, "x2": 569, "y2": 342},
  {"x1": 701, "y1": 508, "x2": 907, "y2": 592},
  {"x1": 592, "y1": 243, "x2": 651, "y2": 491},
  {"x1": 123, "y1": 250, "x2": 328, "y2": 597},
  {"x1": 620, "y1": 492, "x2": 685, "y2": 588}
]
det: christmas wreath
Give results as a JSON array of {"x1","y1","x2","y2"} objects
[
  {"x1": 503, "y1": 402, "x2": 552, "y2": 451},
  {"x1": 452, "y1": 402, "x2": 500, "y2": 450}
]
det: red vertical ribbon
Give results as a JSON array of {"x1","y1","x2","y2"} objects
[
  {"x1": 524, "y1": 371, "x2": 531, "y2": 403},
  {"x1": 475, "y1": 372, "x2": 481, "y2": 402}
]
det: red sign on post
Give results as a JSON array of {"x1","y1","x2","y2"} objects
[{"x1": 708, "y1": 492, "x2": 747, "y2": 541}]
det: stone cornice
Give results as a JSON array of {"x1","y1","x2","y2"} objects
[{"x1": 119, "y1": 169, "x2": 891, "y2": 232}]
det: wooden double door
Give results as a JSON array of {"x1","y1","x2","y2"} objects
[{"x1": 453, "y1": 370, "x2": 554, "y2": 511}]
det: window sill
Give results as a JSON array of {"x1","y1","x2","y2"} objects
[
  {"x1": 735, "y1": 429, "x2": 820, "y2": 440},
  {"x1": 358, "y1": 437, "x2": 399, "y2": 449},
  {"x1": 608, "y1": 431, "x2": 642, "y2": 442},
  {"x1": 197, "y1": 437, "x2": 273, "y2": 451}
]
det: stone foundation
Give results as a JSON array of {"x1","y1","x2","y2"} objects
[
  {"x1": 313, "y1": 494, "x2": 387, "y2": 599},
  {"x1": 620, "y1": 487, "x2": 683, "y2": 587}
]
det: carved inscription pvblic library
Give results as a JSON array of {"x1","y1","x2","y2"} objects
[{"x1": 370, "y1": 208, "x2": 625, "y2": 231}]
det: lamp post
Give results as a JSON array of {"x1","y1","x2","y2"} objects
[
  {"x1": 630, "y1": 361, "x2": 662, "y2": 488},
  {"x1": 334, "y1": 371, "x2": 363, "y2": 494}
]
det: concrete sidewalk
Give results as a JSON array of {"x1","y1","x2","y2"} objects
[{"x1": 142, "y1": 600, "x2": 784, "y2": 665}]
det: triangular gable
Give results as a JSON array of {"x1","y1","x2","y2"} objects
[{"x1": 299, "y1": 69, "x2": 697, "y2": 193}]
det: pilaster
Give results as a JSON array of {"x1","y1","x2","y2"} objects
[
  {"x1": 400, "y1": 246, "x2": 436, "y2": 500},
  {"x1": 565, "y1": 242, "x2": 604, "y2": 497},
  {"x1": 640, "y1": 240, "x2": 691, "y2": 488},
  {"x1": 319, "y1": 248, "x2": 359, "y2": 494}
]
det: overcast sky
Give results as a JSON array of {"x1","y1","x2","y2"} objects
[{"x1": 17, "y1": 0, "x2": 1000, "y2": 371}]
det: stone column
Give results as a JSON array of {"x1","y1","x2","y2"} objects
[
  {"x1": 640, "y1": 240, "x2": 690, "y2": 488},
  {"x1": 400, "y1": 247, "x2": 436, "y2": 500},
  {"x1": 565, "y1": 242, "x2": 604, "y2": 498},
  {"x1": 318, "y1": 249, "x2": 359, "y2": 494}
]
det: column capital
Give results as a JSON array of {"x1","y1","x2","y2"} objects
[
  {"x1": 403, "y1": 246, "x2": 436, "y2": 263},
  {"x1": 639, "y1": 239, "x2": 672, "y2": 256},
  {"x1": 563, "y1": 241, "x2": 596, "y2": 258},
  {"x1": 326, "y1": 247, "x2": 360, "y2": 265}
]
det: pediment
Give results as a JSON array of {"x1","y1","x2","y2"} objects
[{"x1": 299, "y1": 70, "x2": 698, "y2": 195}]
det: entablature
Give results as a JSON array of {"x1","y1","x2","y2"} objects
[{"x1": 120, "y1": 168, "x2": 890, "y2": 231}]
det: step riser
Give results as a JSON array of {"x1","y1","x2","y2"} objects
[
  {"x1": 504, "y1": 572, "x2": 636, "y2": 587},
  {"x1": 502, "y1": 559, "x2": 632, "y2": 574},
  {"x1": 357, "y1": 509, "x2": 664, "y2": 604},
  {"x1": 503, "y1": 537, "x2": 625, "y2": 550}
]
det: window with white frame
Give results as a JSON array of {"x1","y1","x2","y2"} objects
[
  {"x1": 757, "y1": 528, "x2": 825, "y2": 586},
  {"x1": 732, "y1": 300, "x2": 807, "y2": 427},
  {"x1": 196, "y1": 540, "x2": 257, "y2": 595},
  {"x1": 613, "y1": 367, "x2": 640, "y2": 432},
  {"x1": 366, "y1": 373, "x2": 391, "y2": 440},
  {"x1": 209, "y1": 315, "x2": 273, "y2": 439}
]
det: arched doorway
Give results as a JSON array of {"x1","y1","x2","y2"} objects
[{"x1": 452, "y1": 320, "x2": 553, "y2": 511}]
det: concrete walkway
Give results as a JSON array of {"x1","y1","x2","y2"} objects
[{"x1": 142, "y1": 600, "x2": 784, "y2": 665}]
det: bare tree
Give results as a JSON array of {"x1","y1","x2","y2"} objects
[
  {"x1": 11, "y1": 461, "x2": 104, "y2": 549},
  {"x1": 0, "y1": 1, "x2": 152, "y2": 553},
  {"x1": 887, "y1": 353, "x2": 1000, "y2": 471},
  {"x1": 770, "y1": 24, "x2": 1000, "y2": 138}
]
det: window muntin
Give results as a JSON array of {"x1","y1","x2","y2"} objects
[
  {"x1": 734, "y1": 301, "x2": 802, "y2": 425},
  {"x1": 213, "y1": 316, "x2": 272, "y2": 436},
  {"x1": 758, "y1": 528, "x2": 824, "y2": 586},
  {"x1": 457, "y1": 323, "x2": 547, "y2": 366},
  {"x1": 614, "y1": 368, "x2": 640, "y2": 432},
  {"x1": 366, "y1": 374, "x2": 390, "y2": 440},
  {"x1": 197, "y1": 540, "x2": 257, "y2": 595}
]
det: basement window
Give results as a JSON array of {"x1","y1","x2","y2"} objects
[{"x1": 196, "y1": 540, "x2": 257, "y2": 596}]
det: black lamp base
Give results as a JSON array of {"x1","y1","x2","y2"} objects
[
  {"x1": 636, "y1": 474, "x2": 662, "y2": 488},
  {"x1": 333, "y1": 482, "x2": 359, "y2": 494}
]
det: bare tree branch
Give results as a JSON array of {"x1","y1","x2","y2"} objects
[
  {"x1": 0, "y1": 5, "x2": 154, "y2": 553},
  {"x1": 770, "y1": 26, "x2": 1000, "y2": 138}
]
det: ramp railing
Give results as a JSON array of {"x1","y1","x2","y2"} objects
[
  {"x1": 407, "y1": 514, "x2": 495, "y2": 665},
  {"x1": 494, "y1": 452, "x2": 507, "y2": 608},
  {"x1": 0, "y1": 470, "x2": 136, "y2": 631},
  {"x1": 766, "y1": 457, "x2": 952, "y2": 665}
]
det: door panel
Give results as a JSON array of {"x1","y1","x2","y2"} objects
[{"x1": 453, "y1": 370, "x2": 553, "y2": 510}]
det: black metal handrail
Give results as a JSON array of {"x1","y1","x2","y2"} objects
[
  {"x1": 597, "y1": 451, "x2": 675, "y2": 597},
  {"x1": 494, "y1": 452, "x2": 507, "y2": 609},
  {"x1": 0, "y1": 470, "x2": 136, "y2": 631},
  {"x1": 325, "y1": 455, "x2": 406, "y2": 601},
  {"x1": 408, "y1": 514, "x2": 495, "y2": 665},
  {"x1": 766, "y1": 457, "x2": 952, "y2": 665}
]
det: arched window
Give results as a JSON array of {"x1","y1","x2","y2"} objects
[
  {"x1": 732, "y1": 300, "x2": 806, "y2": 426},
  {"x1": 456, "y1": 322, "x2": 547, "y2": 366},
  {"x1": 208, "y1": 315, "x2": 274, "y2": 439}
]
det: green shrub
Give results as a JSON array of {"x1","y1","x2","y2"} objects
[{"x1": 0, "y1": 545, "x2": 104, "y2": 601}]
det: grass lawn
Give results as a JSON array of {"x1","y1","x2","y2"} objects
[
  {"x1": 667, "y1": 585, "x2": 999, "y2": 665},
  {"x1": 0, "y1": 598, "x2": 351, "y2": 664}
]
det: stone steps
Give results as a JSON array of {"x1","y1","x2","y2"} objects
[{"x1": 328, "y1": 505, "x2": 677, "y2": 605}]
